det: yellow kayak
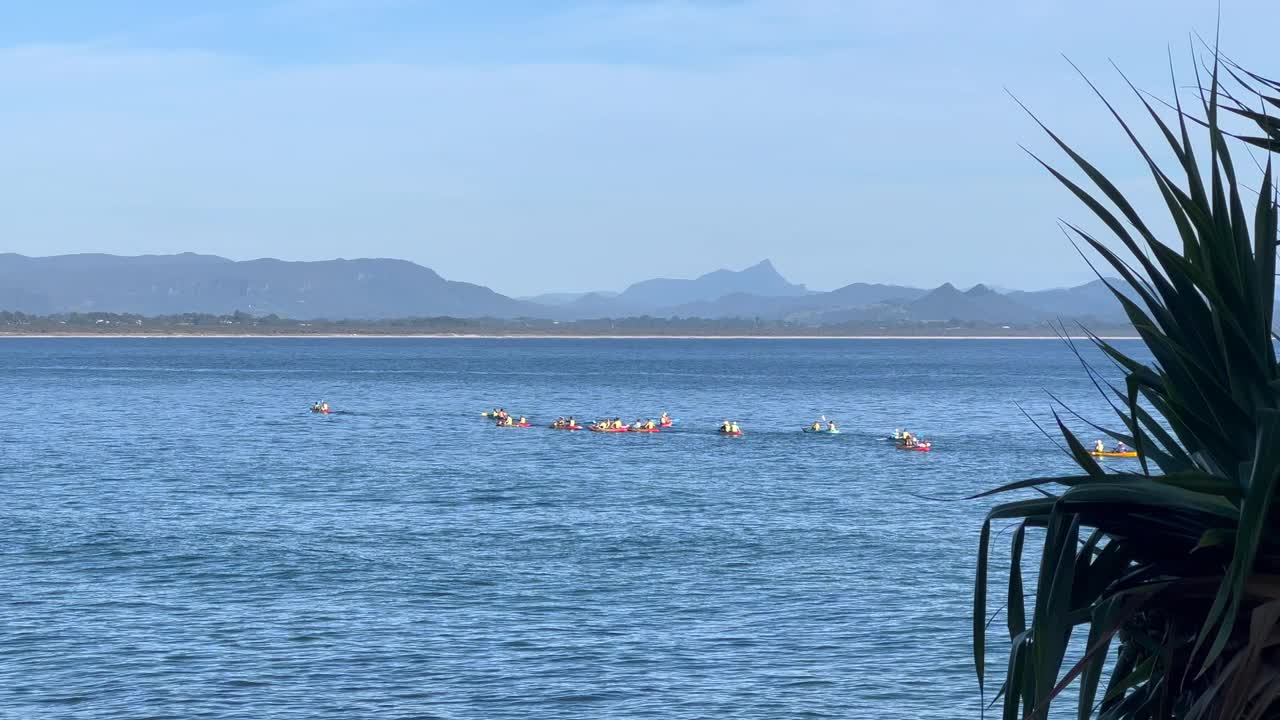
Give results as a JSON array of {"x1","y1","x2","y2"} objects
[{"x1": 1090, "y1": 450, "x2": 1138, "y2": 458}]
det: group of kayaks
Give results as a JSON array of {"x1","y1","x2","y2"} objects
[
  {"x1": 314, "y1": 404, "x2": 1140, "y2": 461},
  {"x1": 483, "y1": 409, "x2": 770, "y2": 437},
  {"x1": 487, "y1": 409, "x2": 679, "y2": 433},
  {"x1": 588, "y1": 418, "x2": 673, "y2": 433},
  {"x1": 484, "y1": 411, "x2": 877, "y2": 443}
]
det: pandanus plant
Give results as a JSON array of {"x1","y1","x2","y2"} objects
[{"x1": 973, "y1": 51, "x2": 1280, "y2": 719}]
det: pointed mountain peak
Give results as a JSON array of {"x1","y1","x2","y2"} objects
[
  {"x1": 965, "y1": 283, "x2": 996, "y2": 296},
  {"x1": 618, "y1": 258, "x2": 807, "y2": 307},
  {"x1": 933, "y1": 282, "x2": 959, "y2": 293},
  {"x1": 735, "y1": 259, "x2": 786, "y2": 282},
  {"x1": 702, "y1": 259, "x2": 781, "y2": 279}
]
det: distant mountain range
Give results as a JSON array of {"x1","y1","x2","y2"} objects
[
  {"x1": 0, "y1": 253, "x2": 528, "y2": 319},
  {"x1": 542, "y1": 259, "x2": 812, "y2": 320},
  {"x1": 0, "y1": 252, "x2": 1138, "y2": 326}
]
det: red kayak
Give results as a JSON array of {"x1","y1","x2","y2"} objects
[
  {"x1": 719, "y1": 430, "x2": 743, "y2": 437},
  {"x1": 550, "y1": 425, "x2": 583, "y2": 431},
  {"x1": 660, "y1": 422, "x2": 673, "y2": 428},
  {"x1": 896, "y1": 442, "x2": 931, "y2": 452}
]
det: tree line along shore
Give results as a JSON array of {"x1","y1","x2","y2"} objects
[{"x1": 0, "y1": 310, "x2": 1137, "y2": 338}]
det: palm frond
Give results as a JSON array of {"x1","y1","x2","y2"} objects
[{"x1": 976, "y1": 44, "x2": 1280, "y2": 720}]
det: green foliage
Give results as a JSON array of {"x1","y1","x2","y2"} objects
[
  {"x1": 975, "y1": 53, "x2": 1280, "y2": 719},
  {"x1": 0, "y1": 309, "x2": 1127, "y2": 337}
]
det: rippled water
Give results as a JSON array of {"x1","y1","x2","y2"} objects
[{"x1": 0, "y1": 338, "x2": 1147, "y2": 719}]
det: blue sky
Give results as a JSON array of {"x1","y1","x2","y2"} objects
[{"x1": 0, "y1": 1, "x2": 1273, "y2": 296}]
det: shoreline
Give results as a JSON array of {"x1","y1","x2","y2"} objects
[{"x1": 0, "y1": 333, "x2": 1142, "y2": 340}]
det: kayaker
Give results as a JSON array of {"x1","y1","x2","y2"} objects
[
  {"x1": 518, "y1": 416, "x2": 527, "y2": 425},
  {"x1": 730, "y1": 421, "x2": 741, "y2": 433},
  {"x1": 827, "y1": 421, "x2": 838, "y2": 432},
  {"x1": 567, "y1": 417, "x2": 576, "y2": 427},
  {"x1": 810, "y1": 421, "x2": 822, "y2": 432},
  {"x1": 645, "y1": 419, "x2": 656, "y2": 430},
  {"x1": 1094, "y1": 439, "x2": 1105, "y2": 453},
  {"x1": 320, "y1": 401, "x2": 330, "y2": 413},
  {"x1": 660, "y1": 413, "x2": 671, "y2": 425},
  {"x1": 721, "y1": 420, "x2": 731, "y2": 432},
  {"x1": 1115, "y1": 441, "x2": 1128, "y2": 453}
]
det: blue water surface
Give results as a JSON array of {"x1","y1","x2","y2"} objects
[{"x1": 0, "y1": 338, "x2": 1149, "y2": 719}]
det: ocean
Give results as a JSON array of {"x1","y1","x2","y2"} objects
[{"x1": 0, "y1": 338, "x2": 1148, "y2": 719}]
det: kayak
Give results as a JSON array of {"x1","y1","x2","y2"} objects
[
  {"x1": 630, "y1": 427, "x2": 660, "y2": 433},
  {"x1": 497, "y1": 422, "x2": 531, "y2": 428},
  {"x1": 896, "y1": 443, "x2": 931, "y2": 452},
  {"x1": 311, "y1": 408, "x2": 331, "y2": 414},
  {"x1": 803, "y1": 428, "x2": 840, "y2": 434},
  {"x1": 660, "y1": 421, "x2": 673, "y2": 428},
  {"x1": 1091, "y1": 450, "x2": 1138, "y2": 458},
  {"x1": 719, "y1": 430, "x2": 743, "y2": 437},
  {"x1": 590, "y1": 426, "x2": 630, "y2": 433},
  {"x1": 550, "y1": 424, "x2": 584, "y2": 431}
]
